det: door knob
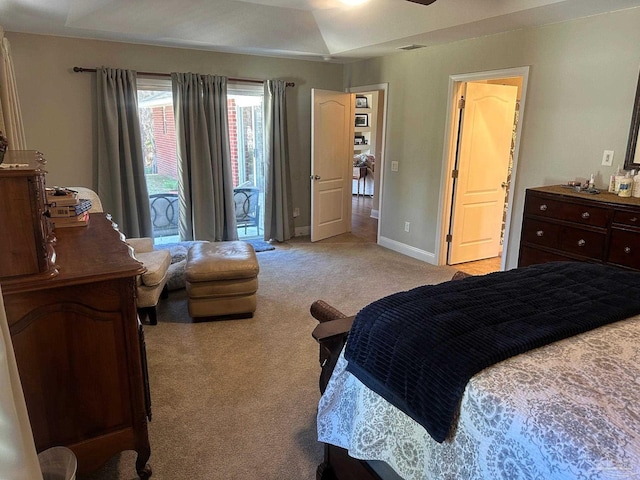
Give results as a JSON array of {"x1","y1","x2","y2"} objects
[
  {"x1": 501, "y1": 182, "x2": 508, "y2": 188},
  {"x1": 310, "y1": 175, "x2": 321, "y2": 180}
]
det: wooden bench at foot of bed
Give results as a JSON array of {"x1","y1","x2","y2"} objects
[{"x1": 311, "y1": 302, "x2": 375, "y2": 480}]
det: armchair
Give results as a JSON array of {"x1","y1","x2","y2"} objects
[
  {"x1": 67, "y1": 187, "x2": 171, "y2": 324},
  {"x1": 126, "y1": 237, "x2": 171, "y2": 325}
]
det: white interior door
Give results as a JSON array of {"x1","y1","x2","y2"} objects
[
  {"x1": 311, "y1": 89, "x2": 353, "y2": 242},
  {"x1": 448, "y1": 82, "x2": 517, "y2": 265}
]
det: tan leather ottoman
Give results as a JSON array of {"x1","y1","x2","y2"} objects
[{"x1": 185, "y1": 241, "x2": 259, "y2": 318}]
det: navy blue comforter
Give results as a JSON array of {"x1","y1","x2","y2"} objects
[{"x1": 344, "y1": 262, "x2": 640, "y2": 442}]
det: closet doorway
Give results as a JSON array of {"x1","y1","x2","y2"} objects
[{"x1": 437, "y1": 67, "x2": 529, "y2": 272}]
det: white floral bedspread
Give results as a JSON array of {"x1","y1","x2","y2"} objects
[{"x1": 317, "y1": 315, "x2": 640, "y2": 480}]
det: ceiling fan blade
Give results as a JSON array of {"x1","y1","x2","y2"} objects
[{"x1": 406, "y1": 0, "x2": 437, "y2": 4}]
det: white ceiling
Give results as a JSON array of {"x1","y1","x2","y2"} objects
[{"x1": 2, "y1": 0, "x2": 640, "y2": 63}]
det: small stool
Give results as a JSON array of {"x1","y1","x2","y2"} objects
[{"x1": 185, "y1": 241, "x2": 259, "y2": 319}]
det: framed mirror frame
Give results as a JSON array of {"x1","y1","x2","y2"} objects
[{"x1": 624, "y1": 70, "x2": 640, "y2": 169}]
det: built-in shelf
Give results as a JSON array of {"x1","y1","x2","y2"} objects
[{"x1": 353, "y1": 92, "x2": 377, "y2": 197}]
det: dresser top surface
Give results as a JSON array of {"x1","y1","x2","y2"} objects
[
  {"x1": 529, "y1": 185, "x2": 640, "y2": 208},
  {"x1": 0, "y1": 150, "x2": 47, "y2": 176},
  {"x1": 1, "y1": 213, "x2": 143, "y2": 294}
]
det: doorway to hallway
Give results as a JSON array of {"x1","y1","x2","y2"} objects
[{"x1": 351, "y1": 195, "x2": 377, "y2": 242}]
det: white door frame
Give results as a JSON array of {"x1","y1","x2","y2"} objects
[
  {"x1": 435, "y1": 66, "x2": 530, "y2": 271},
  {"x1": 348, "y1": 83, "x2": 389, "y2": 243}
]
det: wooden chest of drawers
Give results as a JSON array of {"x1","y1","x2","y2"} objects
[
  {"x1": 2, "y1": 214, "x2": 151, "y2": 478},
  {"x1": 518, "y1": 185, "x2": 640, "y2": 271}
]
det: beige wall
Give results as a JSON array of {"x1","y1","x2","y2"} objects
[
  {"x1": 7, "y1": 33, "x2": 344, "y2": 229},
  {"x1": 9, "y1": 8, "x2": 640, "y2": 262},
  {"x1": 345, "y1": 8, "x2": 640, "y2": 268}
]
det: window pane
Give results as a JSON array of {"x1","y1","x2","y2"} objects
[
  {"x1": 136, "y1": 79, "x2": 266, "y2": 241},
  {"x1": 228, "y1": 82, "x2": 264, "y2": 239},
  {"x1": 138, "y1": 83, "x2": 179, "y2": 243}
]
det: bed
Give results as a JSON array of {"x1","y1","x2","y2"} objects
[{"x1": 311, "y1": 262, "x2": 640, "y2": 480}]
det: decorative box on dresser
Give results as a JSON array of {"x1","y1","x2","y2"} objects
[
  {"x1": 0, "y1": 152, "x2": 152, "y2": 479},
  {"x1": 518, "y1": 185, "x2": 640, "y2": 272},
  {"x1": 0, "y1": 150, "x2": 57, "y2": 281}
]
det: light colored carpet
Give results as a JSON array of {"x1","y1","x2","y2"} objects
[{"x1": 78, "y1": 238, "x2": 457, "y2": 480}]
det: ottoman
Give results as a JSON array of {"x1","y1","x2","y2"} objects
[{"x1": 185, "y1": 241, "x2": 259, "y2": 318}]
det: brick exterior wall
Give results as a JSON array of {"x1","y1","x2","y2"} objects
[
  {"x1": 149, "y1": 100, "x2": 245, "y2": 188},
  {"x1": 228, "y1": 99, "x2": 239, "y2": 187},
  {"x1": 152, "y1": 105, "x2": 178, "y2": 180}
]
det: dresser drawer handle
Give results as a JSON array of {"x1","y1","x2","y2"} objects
[
  {"x1": 630, "y1": 217, "x2": 638, "y2": 222},
  {"x1": 539, "y1": 204, "x2": 547, "y2": 212},
  {"x1": 536, "y1": 230, "x2": 544, "y2": 237},
  {"x1": 624, "y1": 246, "x2": 632, "y2": 254},
  {"x1": 581, "y1": 212, "x2": 590, "y2": 219},
  {"x1": 577, "y1": 239, "x2": 586, "y2": 247}
]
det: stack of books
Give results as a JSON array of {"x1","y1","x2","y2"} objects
[{"x1": 46, "y1": 187, "x2": 92, "y2": 228}]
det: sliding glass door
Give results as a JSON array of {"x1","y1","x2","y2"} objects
[
  {"x1": 137, "y1": 78, "x2": 265, "y2": 243},
  {"x1": 228, "y1": 83, "x2": 265, "y2": 239}
]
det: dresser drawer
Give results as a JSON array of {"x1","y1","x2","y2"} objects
[
  {"x1": 607, "y1": 229, "x2": 640, "y2": 270},
  {"x1": 520, "y1": 218, "x2": 559, "y2": 248},
  {"x1": 518, "y1": 245, "x2": 576, "y2": 268},
  {"x1": 558, "y1": 226, "x2": 606, "y2": 260},
  {"x1": 524, "y1": 194, "x2": 564, "y2": 219},
  {"x1": 612, "y1": 210, "x2": 640, "y2": 228},
  {"x1": 525, "y1": 193, "x2": 609, "y2": 227},
  {"x1": 560, "y1": 202, "x2": 609, "y2": 227}
]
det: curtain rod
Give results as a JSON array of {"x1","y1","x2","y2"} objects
[{"x1": 72, "y1": 67, "x2": 294, "y2": 87}]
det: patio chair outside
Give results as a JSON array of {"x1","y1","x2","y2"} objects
[
  {"x1": 150, "y1": 192, "x2": 179, "y2": 238},
  {"x1": 234, "y1": 186, "x2": 260, "y2": 235}
]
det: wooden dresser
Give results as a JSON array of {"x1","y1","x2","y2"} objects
[
  {"x1": 518, "y1": 185, "x2": 640, "y2": 271},
  {"x1": 1, "y1": 214, "x2": 152, "y2": 479}
]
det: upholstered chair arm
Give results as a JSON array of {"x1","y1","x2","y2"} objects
[{"x1": 126, "y1": 237, "x2": 154, "y2": 254}]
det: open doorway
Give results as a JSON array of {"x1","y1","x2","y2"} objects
[
  {"x1": 437, "y1": 67, "x2": 529, "y2": 274},
  {"x1": 310, "y1": 84, "x2": 388, "y2": 243},
  {"x1": 348, "y1": 84, "x2": 387, "y2": 243}
]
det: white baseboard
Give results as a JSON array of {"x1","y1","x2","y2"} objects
[
  {"x1": 378, "y1": 236, "x2": 437, "y2": 265},
  {"x1": 370, "y1": 209, "x2": 379, "y2": 219},
  {"x1": 295, "y1": 226, "x2": 310, "y2": 237}
]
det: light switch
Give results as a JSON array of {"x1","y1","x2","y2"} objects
[{"x1": 391, "y1": 161, "x2": 399, "y2": 172}]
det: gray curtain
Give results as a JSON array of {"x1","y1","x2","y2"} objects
[
  {"x1": 263, "y1": 80, "x2": 294, "y2": 242},
  {"x1": 171, "y1": 73, "x2": 237, "y2": 241},
  {"x1": 96, "y1": 67, "x2": 152, "y2": 238}
]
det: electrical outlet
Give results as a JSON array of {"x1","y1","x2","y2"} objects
[
  {"x1": 391, "y1": 161, "x2": 399, "y2": 172},
  {"x1": 404, "y1": 221, "x2": 410, "y2": 232},
  {"x1": 293, "y1": 207, "x2": 300, "y2": 218},
  {"x1": 602, "y1": 150, "x2": 614, "y2": 167}
]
